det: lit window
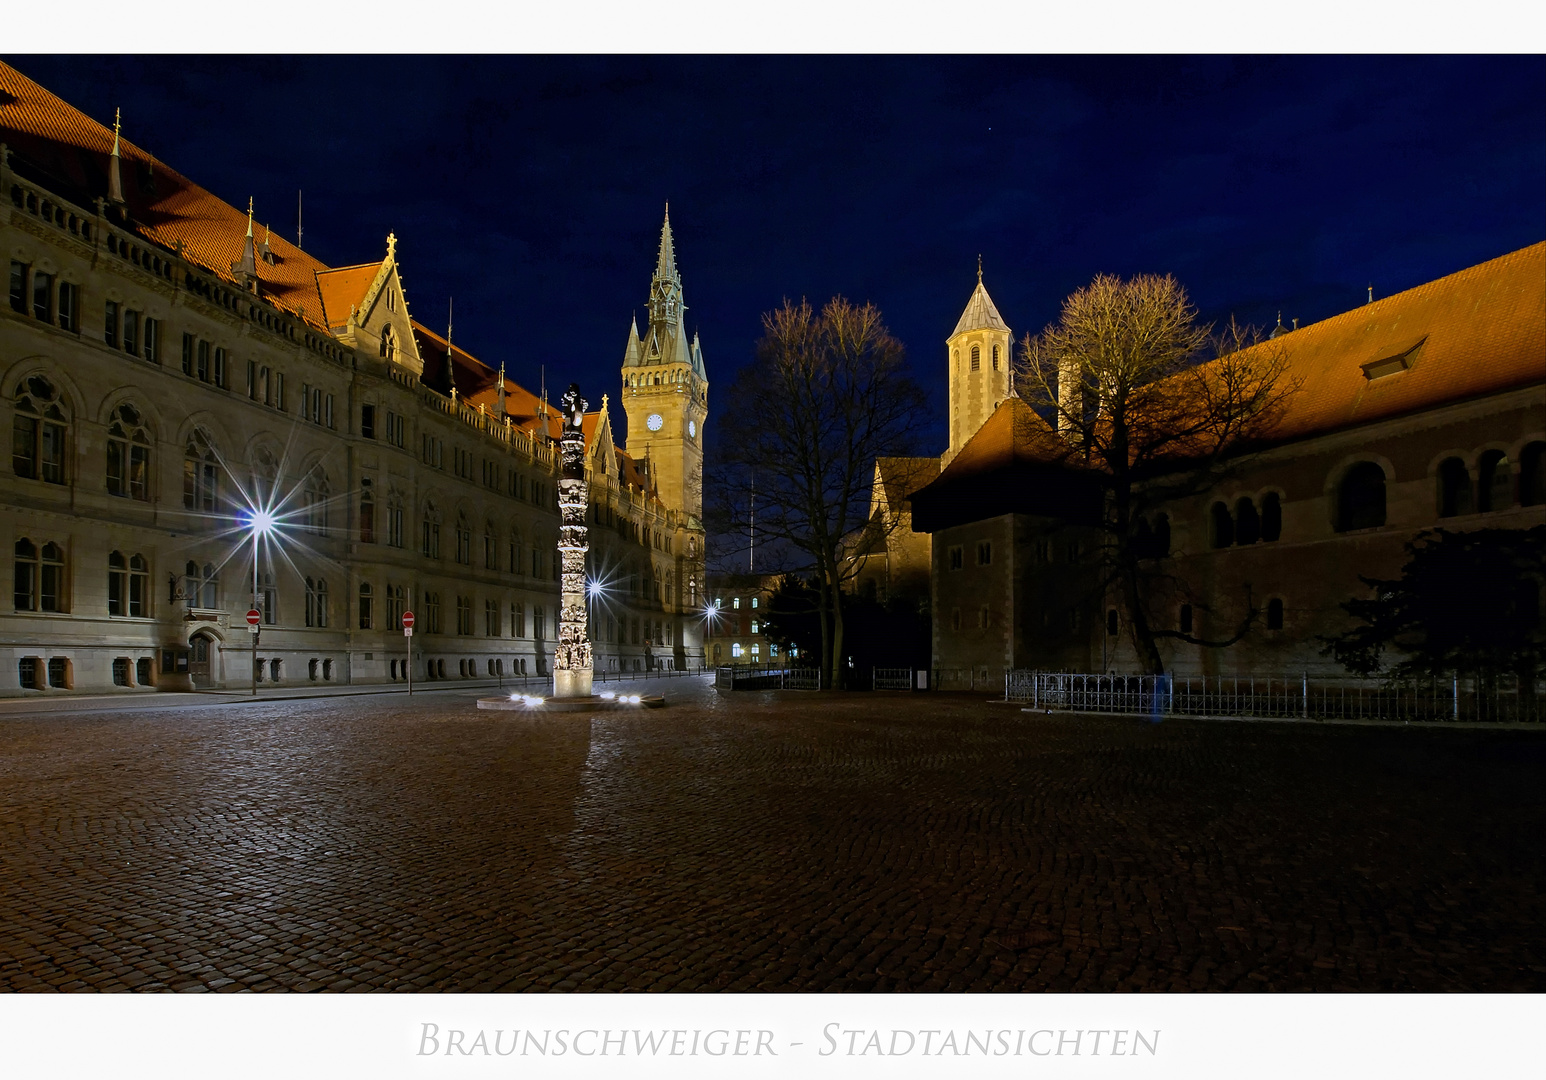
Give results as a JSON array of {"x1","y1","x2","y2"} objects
[
  {"x1": 970, "y1": 345, "x2": 980, "y2": 372},
  {"x1": 731, "y1": 642, "x2": 742, "y2": 658}
]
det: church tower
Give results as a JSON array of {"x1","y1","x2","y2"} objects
[
  {"x1": 621, "y1": 207, "x2": 709, "y2": 521},
  {"x1": 944, "y1": 261, "x2": 1012, "y2": 466}
]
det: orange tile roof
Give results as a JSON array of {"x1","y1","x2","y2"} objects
[
  {"x1": 1240, "y1": 241, "x2": 1544, "y2": 443},
  {"x1": 0, "y1": 60, "x2": 336, "y2": 328},
  {"x1": 315, "y1": 263, "x2": 382, "y2": 329}
]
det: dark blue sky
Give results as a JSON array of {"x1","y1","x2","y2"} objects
[{"x1": 8, "y1": 55, "x2": 1544, "y2": 454}]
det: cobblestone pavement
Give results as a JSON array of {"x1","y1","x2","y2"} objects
[{"x1": 1, "y1": 679, "x2": 1543, "y2": 993}]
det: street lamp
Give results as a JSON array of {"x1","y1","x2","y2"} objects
[{"x1": 241, "y1": 508, "x2": 277, "y2": 696}]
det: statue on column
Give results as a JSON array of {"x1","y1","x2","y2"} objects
[{"x1": 552, "y1": 383, "x2": 594, "y2": 699}]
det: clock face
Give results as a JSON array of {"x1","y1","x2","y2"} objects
[
  {"x1": 688, "y1": 419, "x2": 696, "y2": 438},
  {"x1": 646, "y1": 413, "x2": 664, "y2": 432}
]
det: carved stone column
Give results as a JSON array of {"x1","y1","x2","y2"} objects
[{"x1": 553, "y1": 383, "x2": 593, "y2": 699}]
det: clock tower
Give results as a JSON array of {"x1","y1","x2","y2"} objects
[{"x1": 621, "y1": 206, "x2": 708, "y2": 522}]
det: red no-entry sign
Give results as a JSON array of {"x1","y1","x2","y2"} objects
[
  {"x1": 246, "y1": 609, "x2": 262, "y2": 626},
  {"x1": 402, "y1": 611, "x2": 416, "y2": 629}
]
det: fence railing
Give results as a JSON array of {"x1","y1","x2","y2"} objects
[
  {"x1": 715, "y1": 664, "x2": 823, "y2": 691},
  {"x1": 872, "y1": 667, "x2": 914, "y2": 691},
  {"x1": 1005, "y1": 671, "x2": 1544, "y2": 723}
]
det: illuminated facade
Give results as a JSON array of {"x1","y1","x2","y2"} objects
[{"x1": 0, "y1": 61, "x2": 706, "y2": 693}]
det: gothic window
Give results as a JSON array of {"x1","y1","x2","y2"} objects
[
  {"x1": 106, "y1": 403, "x2": 151, "y2": 500},
  {"x1": 456, "y1": 595, "x2": 473, "y2": 635},
  {"x1": 258, "y1": 570, "x2": 274, "y2": 623},
  {"x1": 421, "y1": 504, "x2": 441, "y2": 559},
  {"x1": 184, "y1": 560, "x2": 218, "y2": 610},
  {"x1": 970, "y1": 345, "x2": 980, "y2": 372},
  {"x1": 108, "y1": 551, "x2": 148, "y2": 617},
  {"x1": 1477, "y1": 450, "x2": 1512, "y2": 512},
  {"x1": 14, "y1": 538, "x2": 66, "y2": 612},
  {"x1": 1436, "y1": 457, "x2": 1473, "y2": 518},
  {"x1": 485, "y1": 599, "x2": 499, "y2": 636},
  {"x1": 425, "y1": 592, "x2": 442, "y2": 634},
  {"x1": 387, "y1": 498, "x2": 404, "y2": 548},
  {"x1": 484, "y1": 521, "x2": 497, "y2": 570},
  {"x1": 13, "y1": 375, "x2": 69, "y2": 484},
  {"x1": 509, "y1": 530, "x2": 523, "y2": 575},
  {"x1": 252, "y1": 447, "x2": 278, "y2": 506},
  {"x1": 512, "y1": 601, "x2": 525, "y2": 638},
  {"x1": 380, "y1": 324, "x2": 395, "y2": 362},
  {"x1": 358, "y1": 581, "x2": 373, "y2": 629},
  {"x1": 183, "y1": 430, "x2": 220, "y2": 512},
  {"x1": 303, "y1": 471, "x2": 329, "y2": 535},
  {"x1": 534, "y1": 605, "x2": 546, "y2": 641},
  {"x1": 456, "y1": 515, "x2": 472, "y2": 565},
  {"x1": 306, "y1": 577, "x2": 329, "y2": 628},
  {"x1": 1337, "y1": 463, "x2": 1387, "y2": 532},
  {"x1": 359, "y1": 481, "x2": 376, "y2": 544}
]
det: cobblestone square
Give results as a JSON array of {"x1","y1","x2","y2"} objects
[{"x1": 1, "y1": 678, "x2": 1542, "y2": 992}]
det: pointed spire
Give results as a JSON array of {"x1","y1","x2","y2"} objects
[
  {"x1": 497, "y1": 362, "x2": 507, "y2": 417},
  {"x1": 977, "y1": 254, "x2": 983, "y2": 285},
  {"x1": 655, "y1": 203, "x2": 678, "y2": 282},
  {"x1": 107, "y1": 108, "x2": 125, "y2": 205},
  {"x1": 623, "y1": 315, "x2": 642, "y2": 367},
  {"x1": 232, "y1": 196, "x2": 258, "y2": 286}
]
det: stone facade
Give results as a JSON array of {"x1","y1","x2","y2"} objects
[{"x1": 0, "y1": 62, "x2": 707, "y2": 694}]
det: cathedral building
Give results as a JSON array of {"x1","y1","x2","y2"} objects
[{"x1": 0, "y1": 61, "x2": 707, "y2": 694}]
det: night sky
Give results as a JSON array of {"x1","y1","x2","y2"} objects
[{"x1": 6, "y1": 55, "x2": 1544, "y2": 457}]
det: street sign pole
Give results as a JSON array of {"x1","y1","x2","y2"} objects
[
  {"x1": 246, "y1": 608, "x2": 262, "y2": 696},
  {"x1": 402, "y1": 609, "x2": 416, "y2": 696}
]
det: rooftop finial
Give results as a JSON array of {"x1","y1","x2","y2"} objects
[
  {"x1": 246, "y1": 196, "x2": 254, "y2": 238},
  {"x1": 444, "y1": 297, "x2": 457, "y2": 395},
  {"x1": 977, "y1": 254, "x2": 982, "y2": 285},
  {"x1": 107, "y1": 108, "x2": 125, "y2": 205},
  {"x1": 1367, "y1": 284, "x2": 1374, "y2": 304}
]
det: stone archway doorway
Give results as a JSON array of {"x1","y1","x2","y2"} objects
[{"x1": 189, "y1": 630, "x2": 220, "y2": 688}]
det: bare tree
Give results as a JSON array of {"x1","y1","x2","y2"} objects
[
  {"x1": 1016, "y1": 273, "x2": 1300, "y2": 674},
  {"x1": 710, "y1": 297, "x2": 928, "y2": 689}
]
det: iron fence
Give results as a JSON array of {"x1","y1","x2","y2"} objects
[
  {"x1": 714, "y1": 664, "x2": 823, "y2": 691},
  {"x1": 1005, "y1": 671, "x2": 1544, "y2": 723},
  {"x1": 872, "y1": 667, "x2": 914, "y2": 691}
]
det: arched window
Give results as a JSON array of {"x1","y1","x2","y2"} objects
[
  {"x1": 183, "y1": 429, "x2": 219, "y2": 512},
  {"x1": 13, "y1": 375, "x2": 68, "y2": 484},
  {"x1": 358, "y1": 581, "x2": 373, "y2": 629},
  {"x1": 455, "y1": 514, "x2": 472, "y2": 565},
  {"x1": 509, "y1": 529, "x2": 523, "y2": 575},
  {"x1": 303, "y1": 471, "x2": 329, "y2": 535},
  {"x1": 1266, "y1": 597, "x2": 1284, "y2": 631},
  {"x1": 1234, "y1": 497, "x2": 1260, "y2": 545},
  {"x1": 1521, "y1": 442, "x2": 1546, "y2": 507},
  {"x1": 106, "y1": 403, "x2": 151, "y2": 500},
  {"x1": 380, "y1": 324, "x2": 395, "y2": 361},
  {"x1": 421, "y1": 504, "x2": 441, "y2": 558},
  {"x1": 359, "y1": 480, "x2": 376, "y2": 544},
  {"x1": 970, "y1": 345, "x2": 981, "y2": 372},
  {"x1": 1337, "y1": 462, "x2": 1387, "y2": 532},
  {"x1": 992, "y1": 344, "x2": 1001, "y2": 371},
  {"x1": 14, "y1": 539, "x2": 39, "y2": 610},
  {"x1": 306, "y1": 577, "x2": 329, "y2": 627},
  {"x1": 108, "y1": 551, "x2": 149, "y2": 617},
  {"x1": 1436, "y1": 457, "x2": 1473, "y2": 518},
  {"x1": 1260, "y1": 493, "x2": 1282, "y2": 542},
  {"x1": 484, "y1": 521, "x2": 497, "y2": 570},
  {"x1": 1209, "y1": 502, "x2": 1234, "y2": 549},
  {"x1": 1477, "y1": 450, "x2": 1511, "y2": 512}
]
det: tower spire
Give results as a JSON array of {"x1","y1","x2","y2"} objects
[
  {"x1": 655, "y1": 202, "x2": 678, "y2": 282},
  {"x1": 107, "y1": 108, "x2": 124, "y2": 205},
  {"x1": 232, "y1": 196, "x2": 258, "y2": 287}
]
